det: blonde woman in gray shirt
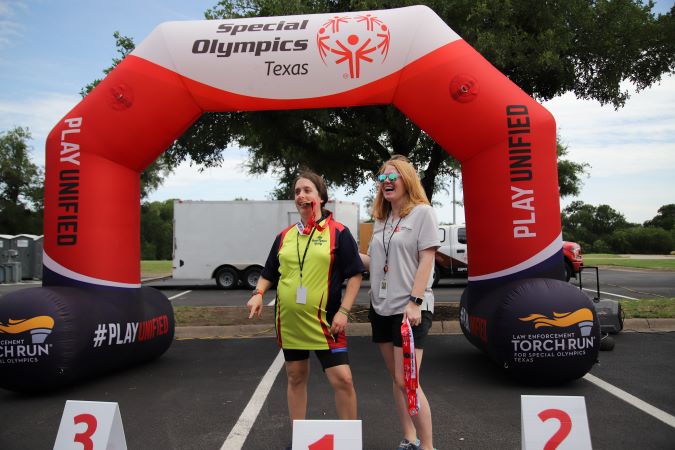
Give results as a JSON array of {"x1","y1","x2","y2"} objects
[{"x1": 360, "y1": 155, "x2": 440, "y2": 450}]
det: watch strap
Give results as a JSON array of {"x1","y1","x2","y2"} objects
[{"x1": 409, "y1": 295, "x2": 424, "y2": 306}]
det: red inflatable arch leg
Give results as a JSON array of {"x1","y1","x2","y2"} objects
[{"x1": 0, "y1": 6, "x2": 599, "y2": 391}]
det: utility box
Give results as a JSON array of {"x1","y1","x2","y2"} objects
[
  {"x1": 1, "y1": 249, "x2": 21, "y2": 283},
  {"x1": 10, "y1": 234, "x2": 39, "y2": 279},
  {"x1": 2, "y1": 261, "x2": 21, "y2": 283}
]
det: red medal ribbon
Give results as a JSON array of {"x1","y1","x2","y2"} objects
[
  {"x1": 301, "y1": 201, "x2": 329, "y2": 235},
  {"x1": 401, "y1": 319, "x2": 419, "y2": 416}
]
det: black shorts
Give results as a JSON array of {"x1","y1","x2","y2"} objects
[
  {"x1": 368, "y1": 307, "x2": 433, "y2": 348},
  {"x1": 282, "y1": 348, "x2": 349, "y2": 371}
]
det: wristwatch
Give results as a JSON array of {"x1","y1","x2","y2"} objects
[{"x1": 409, "y1": 295, "x2": 424, "y2": 306}]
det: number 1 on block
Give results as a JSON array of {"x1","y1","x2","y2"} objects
[
  {"x1": 308, "y1": 434, "x2": 334, "y2": 450},
  {"x1": 292, "y1": 420, "x2": 361, "y2": 450}
]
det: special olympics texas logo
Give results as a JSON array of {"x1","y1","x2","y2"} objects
[
  {"x1": 0, "y1": 316, "x2": 55, "y2": 344},
  {"x1": 519, "y1": 308, "x2": 595, "y2": 336},
  {"x1": 316, "y1": 13, "x2": 391, "y2": 79}
]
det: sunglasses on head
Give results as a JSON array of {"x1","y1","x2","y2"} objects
[{"x1": 377, "y1": 173, "x2": 399, "y2": 183}]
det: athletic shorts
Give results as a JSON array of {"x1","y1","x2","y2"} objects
[
  {"x1": 368, "y1": 307, "x2": 433, "y2": 348},
  {"x1": 282, "y1": 348, "x2": 349, "y2": 371}
]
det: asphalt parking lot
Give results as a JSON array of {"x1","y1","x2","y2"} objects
[
  {"x1": 0, "y1": 332, "x2": 674, "y2": 449},
  {"x1": 1, "y1": 268, "x2": 674, "y2": 449}
]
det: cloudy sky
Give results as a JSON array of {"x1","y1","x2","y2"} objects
[{"x1": 1, "y1": 0, "x2": 673, "y2": 225}]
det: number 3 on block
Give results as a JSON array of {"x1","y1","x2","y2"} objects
[
  {"x1": 73, "y1": 414, "x2": 98, "y2": 450},
  {"x1": 53, "y1": 400, "x2": 128, "y2": 450}
]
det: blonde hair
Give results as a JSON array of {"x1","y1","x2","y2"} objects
[{"x1": 372, "y1": 155, "x2": 430, "y2": 220}]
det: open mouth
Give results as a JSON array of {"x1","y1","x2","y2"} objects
[{"x1": 383, "y1": 185, "x2": 395, "y2": 192}]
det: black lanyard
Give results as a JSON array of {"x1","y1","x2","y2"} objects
[
  {"x1": 383, "y1": 213, "x2": 403, "y2": 273},
  {"x1": 296, "y1": 224, "x2": 318, "y2": 285}
]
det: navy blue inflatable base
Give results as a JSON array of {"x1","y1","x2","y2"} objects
[
  {"x1": 460, "y1": 278, "x2": 600, "y2": 384},
  {"x1": 0, "y1": 286, "x2": 174, "y2": 392}
]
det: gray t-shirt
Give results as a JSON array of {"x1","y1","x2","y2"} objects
[{"x1": 368, "y1": 204, "x2": 440, "y2": 315}]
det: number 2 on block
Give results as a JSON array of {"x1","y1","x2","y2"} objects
[
  {"x1": 73, "y1": 413, "x2": 98, "y2": 450},
  {"x1": 308, "y1": 434, "x2": 334, "y2": 450},
  {"x1": 538, "y1": 408, "x2": 572, "y2": 450}
]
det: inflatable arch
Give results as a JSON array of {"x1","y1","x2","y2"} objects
[{"x1": 0, "y1": 6, "x2": 599, "y2": 391}]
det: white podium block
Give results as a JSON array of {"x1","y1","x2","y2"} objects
[
  {"x1": 521, "y1": 395, "x2": 592, "y2": 450},
  {"x1": 292, "y1": 420, "x2": 362, "y2": 450},
  {"x1": 54, "y1": 400, "x2": 127, "y2": 450}
]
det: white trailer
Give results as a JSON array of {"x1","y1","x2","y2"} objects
[{"x1": 172, "y1": 200, "x2": 360, "y2": 289}]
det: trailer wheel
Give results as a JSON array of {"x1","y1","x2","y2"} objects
[
  {"x1": 215, "y1": 267, "x2": 238, "y2": 290},
  {"x1": 243, "y1": 266, "x2": 262, "y2": 290}
]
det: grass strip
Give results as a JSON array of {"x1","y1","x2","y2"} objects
[
  {"x1": 620, "y1": 298, "x2": 675, "y2": 319},
  {"x1": 141, "y1": 260, "x2": 172, "y2": 278},
  {"x1": 583, "y1": 256, "x2": 675, "y2": 271}
]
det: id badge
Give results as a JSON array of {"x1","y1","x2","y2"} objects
[
  {"x1": 379, "y1": 280, "x2": 387, "y2": 298},
  {"x1": 296, "y1": 286, "x2": 307, "y2": 304}
]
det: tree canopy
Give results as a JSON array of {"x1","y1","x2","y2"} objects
[
  {"x1": 88, "y1": 0, "x2": 674, "y2": 202},
  {"x1": 0, "y1": 127, "x2": 44, "y2": 234},
  {"x1": 644, "y1": 204, "x2": 675, "y2": 230},
  {"x1": 561, "y1": 200, "x2": 674, "y2": 254}
]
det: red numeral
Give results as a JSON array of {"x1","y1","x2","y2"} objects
[
  {"x1": 308, "y1": 434, "x2": 334, "y2": 450},
  {"x1": 538, "y1": 408, "x2": 572, "y2": 450},
  {"x1": 73, "y1": 413, "x2": 98, "y2": 450}
]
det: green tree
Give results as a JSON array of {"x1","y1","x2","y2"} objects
[
  {"x1": 140, "y1": 200, "x2": 175, "y2": 260},
  {"x1": 0, "y1": 127, "x2": 44, "y2": 234},
  {"x1": 562, "y1": 201, "x2": 632, "y2": 250},
  {"x1": 195, "y1": 0, "x2": 672, "y2": 199},
  {"x1": 608, "y1": 226, "x2": 673, "y2": 254},
  {"x1": 644, "y1": 204, "x2": 675, "y2": 230},
  {"x1": 557, "y1": 138, "x2": 590, "y2": 198}
]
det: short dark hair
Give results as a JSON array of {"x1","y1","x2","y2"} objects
[{"x1": 293, "y1": 170, "x2": 329, "y2": 214}]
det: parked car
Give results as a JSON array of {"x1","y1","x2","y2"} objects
[{"x1": 562, "y1": 240, "x2": 584, "y2": 281}]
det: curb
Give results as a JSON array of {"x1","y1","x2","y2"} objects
[
  {"x1": 621, "y1": 318, "x2": 675, "y2": 333},
  {"x1": 175, "y1": 319, "x2": 674, "y2": 339}
]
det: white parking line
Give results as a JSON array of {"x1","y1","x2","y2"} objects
[
  {"x1": 168, "y1": 291, "x2": 191, "y2": 300},
  {"x1": 580, "y1": 288, "x2": 638, "y2": 300},
  {"x1": 584, "y1": 373, "x2": 675, "y2": 428},
  {"x1": 221, "y1": 350, "x2": 285, "y2": 449}
]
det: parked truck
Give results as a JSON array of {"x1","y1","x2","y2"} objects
[
  {"x1": 433, "y1": 224, "x2": 468, "y2": 285},
  {"x1": 172, "y1": 200, "x2": 360, "y2": 289}
]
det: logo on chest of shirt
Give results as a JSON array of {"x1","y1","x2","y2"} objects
[{"x1": 312, "y1": 235, "x2": 327, "y2": 246}]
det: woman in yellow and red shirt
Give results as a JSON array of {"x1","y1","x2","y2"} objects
[{"x1": 247, "y1": 170, "x2": 364, "y2": 433}]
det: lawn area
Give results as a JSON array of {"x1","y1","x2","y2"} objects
[
  {"x1": 584, "y1": 254, "x2": 675, "y2": 271},
  {"x1": 141, "y1": 260, "x2": 172, "y2": 278},
  {"x1": 620, "y1": 298, "x2": 675, "y2": 318}
]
